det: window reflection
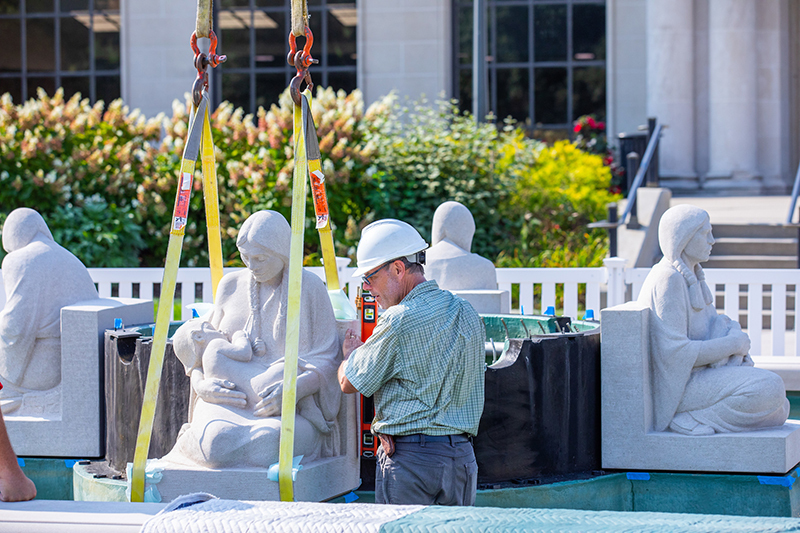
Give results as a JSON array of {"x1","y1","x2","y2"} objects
[
  {"x1": 27, "y1": 18, "x2": 55, "y2": 72},
  {"x1": 454, "y1": 0, "x2": 605, "y2": 134},
  {"x1": 495, "y1": 6, "x2": 528, "y2": 64},
  {"x1": 0, "y1": 2, "x2": 121, "y2": 103},
  {"x1": 534, "y1": 4, "x2": 566, "y2": 62}
]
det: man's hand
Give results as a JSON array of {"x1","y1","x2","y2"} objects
[
  {"x1": 254, "y1": 382, "x2": 282, "y2": 418},
  {"x1": 338, "y1": 328, "x2": 361, "y2": 394},
  {"x1": 343, "y1": 328, "x2": 363, "y2": 359}
]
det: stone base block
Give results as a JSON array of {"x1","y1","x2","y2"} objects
[
  {"x1": 154, "y1": 451, "x2": 361, "y2": 502},
  {"x1": 450, "y1": 290, "x2": 510, "y2": 314},
  {"x1": 6, "y1": 298, "x2": 153, "y2": 457},
  {"x1": 602, "y1": 301, "x2": 800, "y2": 474}
]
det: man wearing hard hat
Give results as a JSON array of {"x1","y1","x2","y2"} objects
[{"x1": 337, "y1": 219, "x2": 485, "y2": 506}]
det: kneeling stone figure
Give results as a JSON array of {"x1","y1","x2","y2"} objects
[{"x1": 638, "y1": 205, "x2": 789, "y2": 436}]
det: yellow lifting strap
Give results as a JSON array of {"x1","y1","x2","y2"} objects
[
  {"x1": 129, "y1": 91, "x2": 224, "y2": 502},
  {"x1": 290, "y1": 0, "x2": 308, "y2": 37},
  {"x1": 196, "y1": 0, "x2": 213, "y2": 39},
  {"x1": 278, "y1": 88, "x2": 313, "y2": 502}
]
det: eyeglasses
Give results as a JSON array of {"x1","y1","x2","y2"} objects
[{"x1": 362, "y1": 262, "x2": 389, "y2": 285}]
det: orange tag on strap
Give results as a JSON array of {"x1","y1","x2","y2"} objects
[{"x1": 309, "y1": 169, "x2": 329, "y2": 229}]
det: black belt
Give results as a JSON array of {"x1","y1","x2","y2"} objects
[{"x1": 394, "y1": 433, "x2": 471, "y2": 444}]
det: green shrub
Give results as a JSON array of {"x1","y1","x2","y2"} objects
[
  {"x1": 0, "y1": 88, "x2": 615, "y2": 270},
  {"x1": 496, "y1": 140, "x2": 620, "y2": 268},
  {"x1": 361, "y1": 96, "x2": 543, "y2": 259}
]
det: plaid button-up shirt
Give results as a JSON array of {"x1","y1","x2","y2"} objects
[{"x1": 345, "y1": 280, "x2": 486, "y2": 436}]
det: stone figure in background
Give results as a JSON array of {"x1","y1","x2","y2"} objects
[
  {"x1": 425, "y1": 201, "x2": 496, "y2": 290},
  {"x1": 0, "y1": 208, "x2": 98, "y2": 414},
  {"x1": 637, "y1": 205, "x2": 789, "y2": 436},
  {"x1": 165, "y1": 210, "x2": 342, "y2": 469}
]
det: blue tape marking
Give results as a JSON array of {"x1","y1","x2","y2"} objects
[
  {"x1": 544, "y1": 306, "x2": 555, "y2": 316},
  {"x1": 758, "y1": 475, "x2": 796, "y2": 489},
  {"x1": 627, "y1": 472, "x2": 650, "y2": 481},
  {"x1": 343, "y1": 492, "x2": 359, "y2": 503},
  {"x1": 584, "y1": 309, "x2": 595, "y2": 320},
  {"x1": 114, "y1": 318, "x2": 122, "y2": 329},
  {"x1": 65, "y1": 460, "x2": 78, "y2": 469},
  {"x1": 17, "y1": 458, "x2": 24, "y2": 467}
]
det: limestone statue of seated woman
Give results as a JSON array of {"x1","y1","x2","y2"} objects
[
  {"x1": 164, "y1": 210, "x2": 343, "y2": 469},
  {"x1": 0, "y1": 208, "x2": 98, "y2": 414},
  {"x1": 637, "y1": 204, "x2": 789, "y2": 436}
]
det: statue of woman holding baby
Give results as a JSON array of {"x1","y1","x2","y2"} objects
[
  {"x1": 165, "y1": 210, "x2": 343, "y2": 469},
  {"x1": 638, "y1": 205, "x2": 789, "y2": 436}
]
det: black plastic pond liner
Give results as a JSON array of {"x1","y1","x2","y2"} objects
[
  {"x1": 104, "y1": 325, "x2": 189, "y2": 474},
  {"x1": 473, "y1": 329, "x2": 602, "y2": 485}
]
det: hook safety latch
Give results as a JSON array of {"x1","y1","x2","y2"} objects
[
  {"x1": 287, "y1": 27, "x2": 318, "y2": 105},
  {"x1": 191, "y1": 30, "x2": 227, "y2": 108}
]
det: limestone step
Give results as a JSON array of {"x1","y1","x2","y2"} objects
[
  {"x1": 711, "y1": 237, "x2": 798, "y2": 256},
  {"x1": 704, "y1": 255, "x2": 798, "y2": 269},
  {"x1": 711, "y1": 224, "x2": 798, "y2": 239}
]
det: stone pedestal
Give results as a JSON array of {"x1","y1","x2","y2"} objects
[
  {"x1": 6, "y1": 298, "x2": 153, "y2": 457},
  {"x1": 152, "y1": 391, "x2": 360, "y2": 502},
  {"x1": 601, "y1": 302, "x2": 800, "y2": 474},
  {"x1": 450, "y1": 290, "x2": 510, "y2": 314}
]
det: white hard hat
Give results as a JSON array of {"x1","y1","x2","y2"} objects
[{"x1": 353, "y1": 219, "x2": 428, "y2": 277}]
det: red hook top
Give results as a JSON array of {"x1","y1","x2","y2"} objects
[
  {"x1": 287, "y1": 27, "x2": 315, "y2": 69},
  {"x1": 287, "y1": 27, "x2": 318, "y2": 105},
  {"x1": 190, "y1": 30, "x2": 227, "y2": 107}
]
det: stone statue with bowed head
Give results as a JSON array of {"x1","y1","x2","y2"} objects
[
  {"x1": 164, "y1": 210, "x2": 343, "y2": 469},
  {"x1": 0, "y1": 208, "x2": 98, "y2": 413},
  {"x1": 637, "y1": 205, "x2": 789, "y2": 436},
  {"x1": 425, "y1": 201, "x2": 497, "y2": 290}
]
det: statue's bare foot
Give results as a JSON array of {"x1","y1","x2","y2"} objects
[{"x1": 669, "y1": 412, "x2": 715, "y2": 436}]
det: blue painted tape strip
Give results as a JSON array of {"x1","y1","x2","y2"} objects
[
  {"x1": 17, "y1": 458, "x2": 24, "y2": 467},
  {"x1": 627, "y1": 472, "x2": 650, "y2": 481},
  {"x1": 343, "y1": 492, "x2": 359, "y2": 503},
  {"x1": 65, "y1": 459, "x2": 78, "y2": 469},
  {"x1": 758, "y1": 475, "x2": 796, "y2": 489}
]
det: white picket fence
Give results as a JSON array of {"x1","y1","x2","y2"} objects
[{"x1": 0, "y1": 261, "x2": 797, "y2": 356}]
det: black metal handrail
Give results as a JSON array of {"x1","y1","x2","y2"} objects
[
  {"x1": 589, "y1": 119, "x2": 663, "y2": 257},
  {"x1": 787, "y1": 161, "x2": 800, "y2": 268}
]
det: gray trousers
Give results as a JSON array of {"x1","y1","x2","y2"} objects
[{"x1": 375, "y1": 435, "x2": 478, "y2": 506}]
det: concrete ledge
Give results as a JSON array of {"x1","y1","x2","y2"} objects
[
  {"x1": 754, "y1": 357, "x2": 800, "y2": 391},
  {"x1": 0, "y1": 500, "x2": 165, "y2": 533}
]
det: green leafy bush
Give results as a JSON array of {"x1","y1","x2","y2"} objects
[
  {"x1": 497, "y1": 140, "x2": 620, "y2": 268},
  {"x1": 361, "y1": 96, "x2": 542, "y2": 259},
  {"x1": 0, "y1": 88, "x2": 615, "y2": 270}
]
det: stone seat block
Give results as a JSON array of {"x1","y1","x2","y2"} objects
[
  {"x1": 601, "y1": 301, "x2": 800, "y2": 474},
  {"x1": 7, "y1": 298, "x2": 153, "y2": 458},
  {"x1": 449, "y1": 290, "x2": 510, "y2": 314}
]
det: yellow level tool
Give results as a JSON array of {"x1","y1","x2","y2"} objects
[{"x1": 129, "y1": 91, "x2": 224, "y2": 502}]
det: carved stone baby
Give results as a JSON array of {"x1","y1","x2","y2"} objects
[{"x1": 637, "y1": 205, "x2": 788, "y2": 435}]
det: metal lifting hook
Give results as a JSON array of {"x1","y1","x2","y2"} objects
[
  {"x1": 191, "y1": 30, "x2": 227, "y2": 108},
  {"x1": 287, "y1": 27, "x2": 318, "y2": 105}
]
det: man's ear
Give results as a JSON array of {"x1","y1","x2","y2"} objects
[{"x1": 391, "y1": 259, "x2": 406, "y2": 277}]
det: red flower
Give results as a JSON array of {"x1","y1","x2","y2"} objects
[
  {"x1": 587, "y1": 116, "x2": 597, "y2": 128},
  {"x1": 597, "y1": 121, "x2": 605, "y2": 131},
  {"x1": 573, "y1": 123, "x2": 582, "y2": 133}
]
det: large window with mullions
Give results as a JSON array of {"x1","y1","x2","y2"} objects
[
  {"x1": 0, "y1": 0, "x2": 120, "y2": 104},
  {"x1": 214, "y1": 0, "x2": 357, "y2": 114},
  {"x1": 454, "y1": 0, "x2": 605, "y2": 140}
]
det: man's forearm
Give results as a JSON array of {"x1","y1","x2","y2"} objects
[{"x1": 338, "y1": 361, "x2": 357, "y2": 394}]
